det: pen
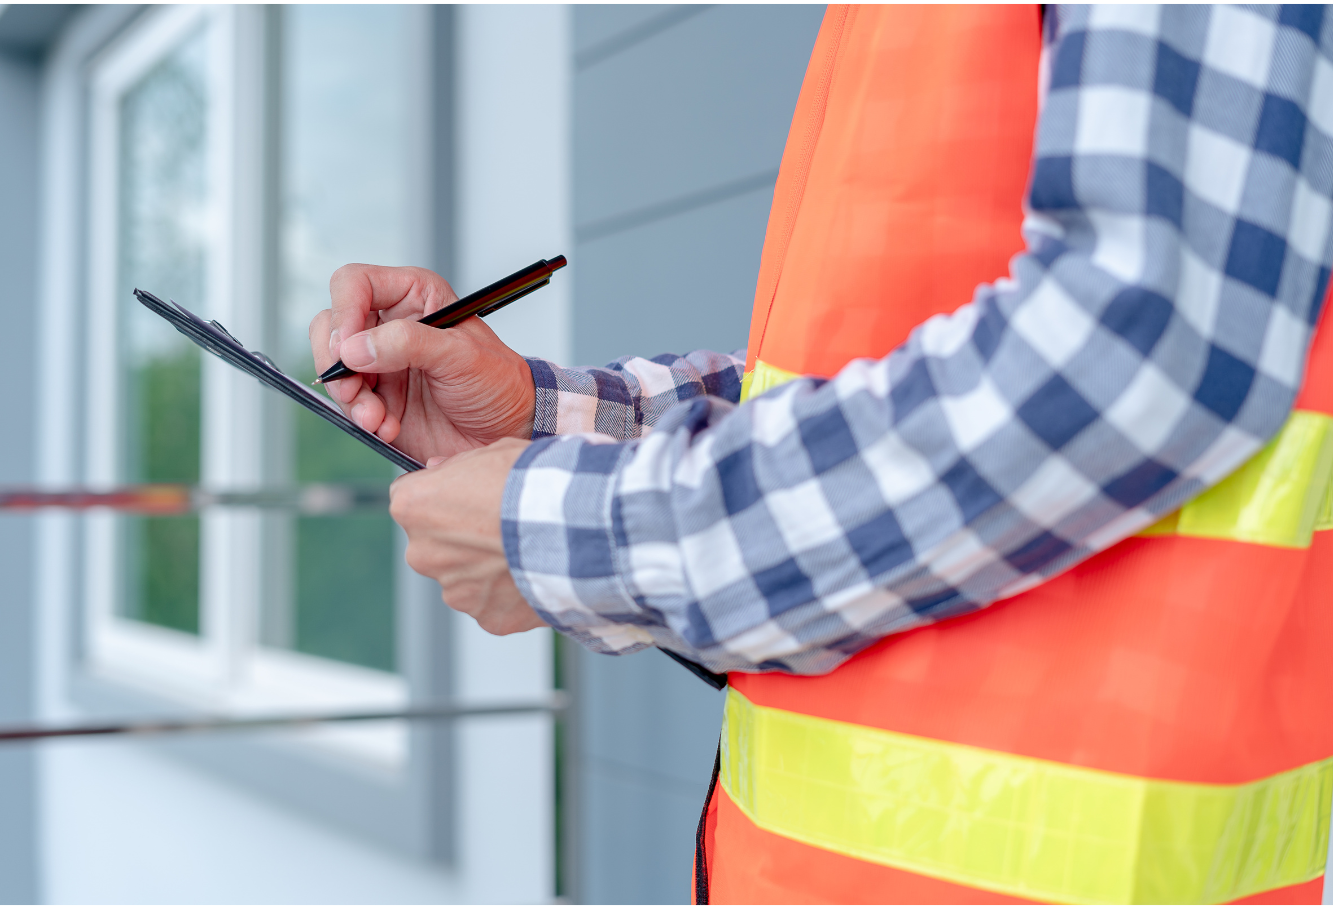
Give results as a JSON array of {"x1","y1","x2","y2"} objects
[{"x1": 315, "y1": 255, "x2": 568, "y2": 385}]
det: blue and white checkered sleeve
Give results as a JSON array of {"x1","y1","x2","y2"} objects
[
  {"x1": 526, "y1": 351, "x2": 744, "y2": 440},
  {"x1": 504, "y1": 5, "x2": 1333, "y2": 674}
]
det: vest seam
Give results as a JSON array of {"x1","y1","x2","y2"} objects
[{"x1": 751, "y1": 4, "x2": 854, "y2": 372}]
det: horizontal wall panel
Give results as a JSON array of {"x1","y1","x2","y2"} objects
[
  {"x1": 579, "y1": 651, "x2": 725, "y2": 789},
  {"x1": 569, "y1": 7, "x2": 825, "y2": 902},
  {"x1": 582, "y1": 769, "x2": 713, "y2": 905},
  {"x1": 574, "y1": 5, "x2": 686, "y2": 58},
  {"x1": 578, "y1": 646, "x2": 726, "y2": 905},
  {"x1": 0, "y1": 46, "x2": 40, "y2": 905},
  {"x1": 572, "y1": 182, "x2": 773, "y2": 366},
  {"x1": 574, "y1": 4, "x2": 823, "y2": 228},
  {"x1": 583, "y1": 767, "x2": 709, "y2": 900}
]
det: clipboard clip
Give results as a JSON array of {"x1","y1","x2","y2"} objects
[{"x1": 207, "y1": 318, "x2": 283, "y2": 373}]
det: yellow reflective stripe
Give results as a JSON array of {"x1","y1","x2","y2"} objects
[
  {"x1": 1140, "y1": 410, "x2": 1333, "y2": 549},
  {"x1": 721, "y1": 689, "x2": 1332, "y2": 904},
  {"x1": 740, "y1": 359, "x2": 802, "y2": 402}
]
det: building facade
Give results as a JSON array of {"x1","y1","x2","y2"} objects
[{"x1": 0, "y1": 5, "x2": 821, "y2": 903}]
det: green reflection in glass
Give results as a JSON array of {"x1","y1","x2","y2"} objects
[
  {"x1": 291, "y1": 365, "x2": 398, "y2": 672},
  {"x1": 272, "y1": 5, "x2": 415, "y2": 673},
  {"x1": 116, "y1": 29, "x2": 209, "y2": 635},
  {"x1": 125, "y1": 349, "x2": 202, "y2": 634}
]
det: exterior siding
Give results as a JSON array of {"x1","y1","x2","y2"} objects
[
  {"x1": 572, "y1": 3, "x2": 824, "y2": 364},
  {"x1": 0, "y1": 44, "x2": 43, "y2": 906},
  {"x1": 569, "y1": 6, "x2": 824, "y2": 902}
]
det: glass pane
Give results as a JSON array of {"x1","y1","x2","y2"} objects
[
  {"x1": 116, "y1": 27, "x2": 211, "y2": 634},
  {"x1": 266, "y1": 6, "x2": 416, "y2": 672}
]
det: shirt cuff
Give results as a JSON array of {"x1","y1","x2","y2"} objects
[{"x1": 526, "y1": 356, "x2": 640, "y2": 440}]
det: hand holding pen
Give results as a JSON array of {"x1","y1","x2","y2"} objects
[
  {"x1": 316, "y1": 256, "x2": 566, "y2": 384},
  {"x1": 308, "y1": 258, "x2": 565, "y2": 464}
]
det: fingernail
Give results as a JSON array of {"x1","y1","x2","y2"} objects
[
  {"x1": 341, "y1": 334, "x2": 375, "y2": 368},
  {"x1": 426, "y1": 456, "x2": 446, "y2": 468},
  {"x1": 351, "y1": 403, "x2": 369, "y2": 429},
  {"x1": 328, "y1": 328, "x2": 342, "y2": 355}
]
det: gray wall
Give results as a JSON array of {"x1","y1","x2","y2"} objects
[
  {"x1": 572, "y1": 4, "x2": 825, "y2": 365},
  {"x1": 568, "y1": 6, "x2": 824, "y2": 903},
  {"x1": 0, "y1": 29, "x2": 47, "y2": 906}
]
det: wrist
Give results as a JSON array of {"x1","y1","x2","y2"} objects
[{"x1": 512, "y1": 357, "x2": 536, "y2": 439}]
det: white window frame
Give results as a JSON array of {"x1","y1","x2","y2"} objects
[
  {"x1": 36, "y1": 6, "x2": 561, "y2": 887},
  {"x1": 81, "y1": 4, "x2": 407, "y2": 770}
]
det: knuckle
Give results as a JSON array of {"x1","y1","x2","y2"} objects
[
  {"x1": 336, "y1": 376, "x2": 362, "y2": 406},
  {"x1": 478, "y1": 612, "x2": 513, "y2": 636},
  {"x1": 415, "y1": 269, "x2": 456, "y2": 307},
  {"x1": 378, "y1": 318, "x2": 413, "y2": 350},
  {"x1": 442, "y1": 587, "x2": 477, "y2": 617},
  {"x1": 329, "y1": 262, "x2": 362, "y2": 289},
  {"x1": 388, "y1": 489, "x2": 414, "y2": 523},
  {"x1": 329, "y1": 264, "x2": 373, "y2": 312}
]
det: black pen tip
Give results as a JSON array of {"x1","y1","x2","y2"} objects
[
  {"x1": 548, "y1": 255, "x2": 567, "y2": 270},
  {"x1": 317, "y1": 361, "x2": 356, "y2": 384}
]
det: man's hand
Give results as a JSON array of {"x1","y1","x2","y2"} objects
[
  {"x1": 390, "y1": 438, "x2": 546, "y2": 635},
  {"x1": 309, "y1": 264, "x2": 536, "y2": 464}
]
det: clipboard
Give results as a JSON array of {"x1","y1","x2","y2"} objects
[
  {"x1": 133, "y1": 289, "x2": 425, "y2": 473},
  {"x1": 135, "y1": 288, "x2": 730, "y2": 689}
]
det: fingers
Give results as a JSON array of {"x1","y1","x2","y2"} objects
[
  {"x1": 318, "y1": 265, "x2": 457, "y2": 405},
  {"x1": 327, "y1": 264, "x2": 457, "y2": 359},
  {"x1": 309, "y1": 308, "x2": 367, "y2": 404},
  {"x1": 376, "y1": 409, "x2": 401, "y2": 442},
  {"x1": 331, "y1": 376, "x2": 398, "y2": 441},
  {"x1": 336, "y1": 317, "x2": 467, "y2": 378},
  {"x1": 388, "y1": 453, "x2": 544, "y2": 636},
  {"x1": 310, "y1": 308, "x2": 335, "y2": 374},
  {"x1": 309, "y1": 308, "x2": 393, "y2": 431}
]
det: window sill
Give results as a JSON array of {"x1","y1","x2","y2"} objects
[
  {"x1": 88, "y1": 629, "x2": 410, "y2": 770},
  {"x1": 68, "y1": 637, "x2": 449, "y2": 860}
]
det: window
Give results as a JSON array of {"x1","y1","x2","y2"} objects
[
  {"x1": 265, "y1": 4, "x2": 421, "y2": 674},
  {"x1": 82, "y1": 4, "x2": 427, "y2": 768},
  {"x1": 85, "y1": 5, "x2": 232, "y2": 690},
  {"x1": 114, "y1": 23, "x2": 208, "y2": 637},
  {"x1": 40, "y1": 4, "x2": 559, "y2": 876}
]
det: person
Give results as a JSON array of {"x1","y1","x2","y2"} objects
[{"x1": 311, "y1": 5, "x2": 1333, "y2": 903}]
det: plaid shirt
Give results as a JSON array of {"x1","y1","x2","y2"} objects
[{"x1": 503, "y1": 5, "x2": 1333, "y2": 675}]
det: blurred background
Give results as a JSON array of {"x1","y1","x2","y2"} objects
[{"x1": 0, "y1": 4, "x2": 822, "y2": 903}]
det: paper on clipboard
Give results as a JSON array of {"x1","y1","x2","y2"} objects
[{"x1": 133, "y1": 289, "x2": 425, "y2": 473}]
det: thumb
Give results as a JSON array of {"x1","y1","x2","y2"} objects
[{"x1": 338, "y1": 318, "x2": 470, "y2": 377}]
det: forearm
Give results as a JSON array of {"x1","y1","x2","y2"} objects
[
  {"x1": 506, "y1": 5, "x2": 1333, "y2": 673},
  {"x1": 526, "y1": 350, "x2": 744, "y2": 440}
]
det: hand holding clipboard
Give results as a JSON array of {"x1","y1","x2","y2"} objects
[
  {"x1": 134, "y1": 288, "x2": 427, "y2": 472},
  {"x1": 137, "y1": 258, "x2": 728, "y2": 688},
  {"x1": 135, "y1": 257, "x2": 567, "y2": 474}
]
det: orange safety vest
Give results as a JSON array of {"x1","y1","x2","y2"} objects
[{"x1": 698, "y1": 6, "x2": 1333, "y2": 904}]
